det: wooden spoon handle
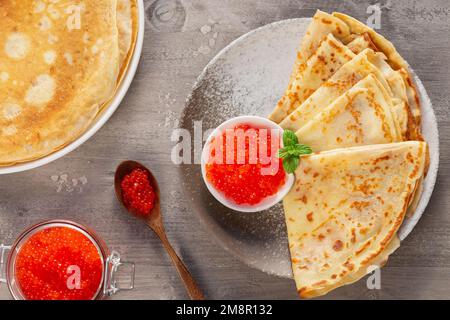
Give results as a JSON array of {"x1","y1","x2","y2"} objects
[{"x1": 150, "y1": 225, "x2": 205, "y2": 300}]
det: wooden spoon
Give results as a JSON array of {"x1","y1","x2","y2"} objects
[{"x1": 114, "y1": 160, "x2": 205, "y2": 300}]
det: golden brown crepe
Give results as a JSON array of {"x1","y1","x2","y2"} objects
[
  {"x1": 342, "y1": 34, "x2": 419, "y2": 140},
  {"x1": 117, "y1": 0, "x2": 134, "y2": 66},
  {"x1": 332, "y1": 11, "x2": 422, "y2": 131},
  {"x1": 269, "y1": 33, "x2": 355, "y2": 123},
  {"x1": 0, "y1": 0, "x2": 138, "y2": 165},
  {"x1": 285, "y1": 10, "x2": 350, "y2": 87},
  {"x1": 332, "y1": 12, "x2": 409, "y2": 71},
  {"x1": 116, "y1": 0, "x2": 139, "y2": 83},
  {"x1": 275, "y1": 11, "x2": 427, "y2": 300},
  {"x1": 359, "y1": 51, "x2": 414, "y2": 140},
  {"x1": 279, "y1": 49, "x2": 395, "y2": 133},
  {"x1": 295, "y1": 74, "x2": 400, "y2": 152},
  {"x1": 272, "y1": 10, "x2": 421, "y2": 136},
  {"x1": 347, "y1": 33, "x2": 379, "y2": 53},
  {"x1": 398, "y1": 68, "x2": 422, "y2": 137},
  {"x1": 283, "y1": 141, "x2": 427, "y2": 298}
]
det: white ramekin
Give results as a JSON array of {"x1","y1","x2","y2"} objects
[{"x1": 201, "y1": 115, "x2": 295, "y2": 213}]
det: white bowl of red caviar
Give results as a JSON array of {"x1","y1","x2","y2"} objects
[{"x1": 201, "y1": 116, "x2": 295, "y2": 212}]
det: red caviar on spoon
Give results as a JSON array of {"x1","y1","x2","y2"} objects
[
  {"x1": 114, "y1": 161, "x2": 205, "y2": 300},
  {"x1": 121, "y1": 168, "x2": 156, "y2": 217}
]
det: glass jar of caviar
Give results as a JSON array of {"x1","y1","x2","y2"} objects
[{"x1": 0, "y1": 220, "x2": 134, "y2": 300}]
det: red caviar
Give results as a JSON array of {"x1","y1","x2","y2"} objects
[
  {"x1": 121, "y1": 168, "x2": 156, "y2": 217},
  {"x1": 15, "y1": 226, "x2": 103, "y2": 300},
  {"x1": 206, "y1": 124, "x2": 286, "y2": 205}
]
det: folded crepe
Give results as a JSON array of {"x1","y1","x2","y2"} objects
[
  {"x1": 359, "y1": 51, "x2": 416, "y2": 140},
  {"x1": 280, "y1": 49, "x2": 394, "y2": 132},
  {"x1": 332, "y1": 12, "x2": 409, "y2": 71},
  {"x1": 269, "y1": 33, "x2": 355, "y2": 123},
  {"x1": 398, "y1": 68, "x2": 422, "y2": 136},
  {"x1": 347, "y1": 33, "x2": 379, "y2": 54},
  {"x1": 287, "y1": 11, "x2": 351, "y2": 85},
  {"x1": 342, "y1": 32, "x2": 420, "y2": 141},
  {"x1": 283, "y1": 141, "x2": 427, "y2": 298},
  {"x1": 295, "y1": 74, "x2": 400, "y2": 152},
  {"x1": 272, "y1": 10, "x2": 421, "y2": 136},
  {"x1": 332, "y1": 11, "x2": 422, "y2": 132}
]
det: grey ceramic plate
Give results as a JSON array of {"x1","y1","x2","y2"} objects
[{"x1": 179, "y1": 18, "x2": 439, "y2": 278}]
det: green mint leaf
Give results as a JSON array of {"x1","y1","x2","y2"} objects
[
  {"x1": 282, "y1": 144, "x2": 312, "y2": 157},
  {"x1": 283, "y1": 130, "x2": 298, "y2": 147},
  {"x1": 277, "y1": 130, "x2": 313, "y2": 174},
  {"x1": 277, "y1": 147, "x2": 289, "y2": 159},
  {"x1": 283, "y1": 156, "x2": 299, "y2": 174},
  {"x1": 286, "y1": 145, "x2": 301, "y2": 156},
  {"x1": 295, "y1": 144, "x2": 313, "y2": 156}
]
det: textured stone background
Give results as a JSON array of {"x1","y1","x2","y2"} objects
[{"x1": 0, "y1": 0, "x2": 449, "y2": 299}]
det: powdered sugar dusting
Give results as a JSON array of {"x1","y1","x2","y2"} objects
[{"x1": 158, "y1": 92, "x2": 179, "y2": 128}]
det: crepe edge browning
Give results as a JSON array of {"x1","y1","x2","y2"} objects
[
  {"x1": 279, "y1": 49, "x2": 394, "y2": 132},
  {"x1": 275, "y1": 11, "x2": 428, "y2": 299},
  {"x1": 269, "y1": 32, "x2": 355, "y2": 123},
  {"x1": 270, "y1": 10, "x2": 422, "y2": 140},
  {"x1": 0, "y1": 0, "x2": 139, "y2": 167},
  {"x1": 325, "y1": 11, "x2": 427, "y2": 202},
  {"x1": 285, "y1": 142, "x2": 427, "y2": 299},
  {"x1": 115, "y1": 0, "x2": 139, "y2": 89},
  {"x1": 332, "y1": 11, "x2": 422, "y2": 133},
  {"x1": 294, "y1": 75, "x2": 401, "y2": 152},
  {"x1": 299, "y1": 237, "x2": 401, "y2": 298}
]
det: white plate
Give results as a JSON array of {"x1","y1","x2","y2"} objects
[
  {"x1": 180, "y1": 18, "x2": 440, "y2": 278},
  {"x1": 0, "y1": 0, "x2": 145, "y2": 175}
]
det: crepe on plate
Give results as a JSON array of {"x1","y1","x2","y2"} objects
[
  {"x1": 283, "y1": 141, "x2": 427, "y2": 298},
  {"x1": 295, "y1": 74, "x2": 401, "y2": 152},
  {"x1": 280, "y1": 49, "x2": 413, "y2": 142},
  {"x1": 269, "y1": 33, "x2": 355, "y2": 123},
  {"x1": 336, "y1": 10, "x2": 421, "y2": 131},
  {"x1": 0, "y1": 0, "x2": 138, "y2": 165},
  {"x1": 270, "y1": 10, "x2": 421, "y2": 137},
  {"x1": 282, "y1": 10, "x2": 351, "y2": 94},
  {"x1": 273, "y1": 11, "x2": 428, "y2": 299},
  {"x1": 346, "y1": 33, "x2": 420, "y2": 138},
  {"x1": 280, "y1": 50, "x2": 390, "y2": 128}
]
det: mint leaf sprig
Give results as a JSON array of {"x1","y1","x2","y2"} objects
[{"x1": 277, "y1": 130, "x2": 312, "y2": 174}]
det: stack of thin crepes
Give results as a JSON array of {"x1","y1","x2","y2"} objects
[
  {"x1": 269, "y1": 11, "x2": 429, "y2": 298},
  {"x1": 0, "y1": 0, "x2": 138, "y2": 165}
]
